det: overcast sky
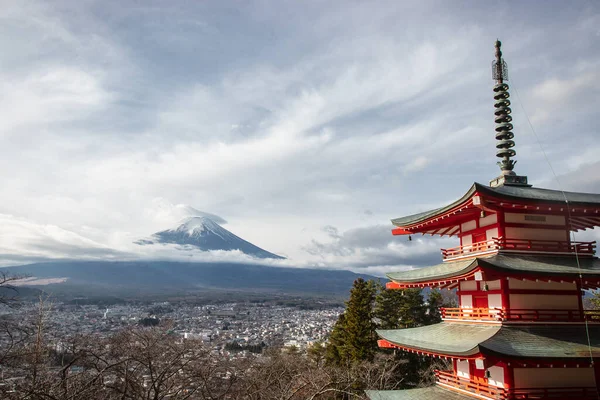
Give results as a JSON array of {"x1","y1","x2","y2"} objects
[{"x1": 1, "y1": 1, "x2": 599, "y2": 274}]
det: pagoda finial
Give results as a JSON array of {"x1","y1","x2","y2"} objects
[
  {"x1": 489, "y1": 40, "x2": 530, "y2": 188},
  {"x1": 492, "y1": 40, "x2": 515, "y2": 174}
]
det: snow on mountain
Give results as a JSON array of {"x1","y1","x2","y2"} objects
[{"x1": 136, "y1": 216, "x2": 284, "y2": 259}]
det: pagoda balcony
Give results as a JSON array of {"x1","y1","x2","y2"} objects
[
  {"x1": 435, "y1": 370, "x2": 599, "y2": 400},
  {"x1": 441, "y1": 237, "x2": 596, "y2": 261},
  {"x1": 441, "y1": 308, "x2": 600, "y2": 323}
]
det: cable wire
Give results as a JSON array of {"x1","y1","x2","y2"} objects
[{"x1": 511, "y1": 78, "x2": 596, "y2": 374}]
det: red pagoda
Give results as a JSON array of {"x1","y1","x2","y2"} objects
[{"x1": 366, "y1": 41, "x2": 600, "y2": 400}]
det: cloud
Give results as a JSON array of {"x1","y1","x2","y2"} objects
[
  {"x1": 303, "y1": 224, "x2": 453, "y2": 274},
  {"x1": 143, "y1": 198, "x2": 228, "y2": 227},
  {"x1": 0, "y1": 214, "x2": 127, "y2": 266},
  {"x1": 0, "y1": 1, "x2": 599, "y2": 273}
]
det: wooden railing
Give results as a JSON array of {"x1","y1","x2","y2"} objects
[
  {"x1": 435, "y1": 370, "x2": 599, "y2": 399},
  {"x1": 436, "y1": 370, "x2": 507, "y2": 398},
  {"x1": 497, "y1": 237, "x2": 596, "y2": 255},
  {"x1": 441, "y1": 308, "x2": 600, "y2": 323},
  {"x1": 441, "y1": 237, "x2": 596, "y2": 260},
  {"x1": 441, "y1": 307, "x2": 501, "y2": 321},
  {"x1": 441, "y1": 240, "x2": 498, "y2": 260},
  {"x1": 501, "y1": 309, "x2": 585, "y2": 322}
]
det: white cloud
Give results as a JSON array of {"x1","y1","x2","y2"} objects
[
  {"x1": 1, "y1": 1, "x2": 599, "y2": 271},
  {"x1": 0, "y1": 214, "x2": 124, "y2": 266}
]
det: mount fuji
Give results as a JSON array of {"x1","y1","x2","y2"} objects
[{"x1": 136, "y1": 217, "x2": 284, "y2": 259}]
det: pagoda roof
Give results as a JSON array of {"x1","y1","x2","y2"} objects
[
  {"x1": 480, "y1": 325, "x2": 600, "y2": 359},
  {"x1": 386, "y1": 254, "x2": 600, "y2": 288},
  {"x1": 392, "y1": 182, "x2": 600, "y2": 230},
  {"x1": 378, "y1": 323, "x2": 600, "y2": 360},
  {"x1": 366, "y1": 386, "x2": 470, "y2": 399},
  {"x1": 377, "y1": 323, "x2": 500, "y2": 357}
]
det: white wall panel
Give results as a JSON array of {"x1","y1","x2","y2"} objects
[
  {"x1": 487, "y1": 366, "x2": 505, "y2": 388},
  {"x1": 480, "y1": 214, "x2": 498, "y2": 227},
  {"x1": 508, "y1": 279, "x2": 576, "y2": 290},
  {"x1": 505, "y1": 213, "x2": 566, "y2": 226},
  {"x1": 514, "y1": 368, "x2": 595, "y2": 388},
  {"x1": 460, "y1": 295, "x2": 473, "y2": 309},
  {"x1": 505, "y1": 227, "x2": 568, "y2": 241},
  {"x1": 456, "y1": 360, "x2": 470, "y2": 379},
  {"x1": 509, "y1": 294, "x2": 579, "y2": 310}
]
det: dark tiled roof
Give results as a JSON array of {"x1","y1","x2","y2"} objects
[
  {"x1": 481, "y1": 183, "x2": 600, "y2": 206},
  {"x1": 386, "y1": 259, "x2": 476, "y2": 283},
  {"x1": 392, "y1": 182, "x2": 600, "y2": 227},
  {"x1": 377, "y1": 323, "x2": 500, "y2": 357},
  {"x1": 480, "y1": 325, "x2": 600, "y2": 359},
  {"x1": 377, "y1": 323, "x2": 600, "y2": 360},
  {"x1": 391, "y1": 185, "x2": 476, "y2": 227},
  {"x1": 386, "y1": 254, "x2": 600, "y2": 283},
  {"x1": 366, "y1": 386, "x2": 470, "y2": 400}
]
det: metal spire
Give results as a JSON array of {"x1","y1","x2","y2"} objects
[
  {"x1": 492, "y1": 40, "x2": 516, "y2": 174},
  {"x1": 489, "y1": 40, "x2": 530, "y2": 188}
]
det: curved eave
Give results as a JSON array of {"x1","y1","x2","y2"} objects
[
  {"x1": 479, "y1": 325, "x2": 600, "y2": 360},
  {"x1": 377, "y1": 323, "x2": 500, "y2": 358},
  {"x1": 391, "y1": 184, "x2": 478, "y2": 229},
  {"x1": 386, "y1": 255, "x2": 600, "y2": 289},
  {"x1": 386, "y1": 258, "x2": 479, "y2": 287},
  {"x1": 391, "y1": 182, "x2": 600, "y2": 233},
  {"x1": 377, "y1": 324, "x2": 600, "y2": 361},
  {"x1": 477, "y1": 183, "x2": 600, "y2": 208}
]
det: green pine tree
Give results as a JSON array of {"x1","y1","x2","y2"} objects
[
  {"x1": 396, "y1": 288, "x2": 427, "y2": 328},
  {"x1": 343, "y1": 278, "x2": 377, "y2": 362},
  {"x1": 325, "y1": 313, "x2": 347, "y2": 365},
  {"x1": 326, "y1": 278, "x2": 377, "y2": 365},
  {"x1": 374, "y1": 282, "x2": 406, "y2": 329},
  {"x1": 425, "y1": 289, "x2": 443, "y2": 324}
]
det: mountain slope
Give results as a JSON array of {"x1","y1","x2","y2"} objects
[
  {"x1": 136, "y1": 217, "x2": 284, "y2": 259},
  {"x1": 5, "y1": 261, "x2": 377, "y2": 297}
]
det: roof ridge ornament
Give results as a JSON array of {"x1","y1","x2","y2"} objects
[{"x1": 489, "y1": 40, "x2": 530, "y2": 188}]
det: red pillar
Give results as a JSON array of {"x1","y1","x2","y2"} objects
[
  {"x1": 503, "y1": 362, "x2": 515, "y2": 397},
  {"x1": 500, "y1": 278, "x2": 510, "y2": 320},
  {"x1": 497, "y1": 211, "x2": 506, "y2": 240}
]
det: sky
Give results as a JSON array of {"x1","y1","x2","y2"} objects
[{"x1": 1, "y1": 0, "x2": 599, "y2": 275}]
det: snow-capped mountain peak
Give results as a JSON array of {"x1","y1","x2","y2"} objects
[
  {"x1": 135, "y1": 216, "x2": 284, "y2": 259},
  {"x1": 176, "y1": 217, "x2": 217, "y2": 235}
]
